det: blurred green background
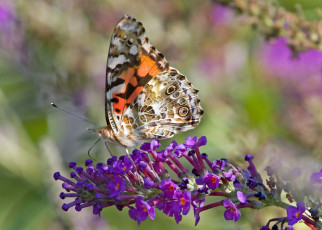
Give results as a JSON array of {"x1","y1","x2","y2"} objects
[{"x1": 0, "y1": 0, "x2": 321, "y2": 229}]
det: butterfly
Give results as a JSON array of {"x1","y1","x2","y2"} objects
[{"x1": 95, "y1": 15, "x2": 203, "y2": 148}]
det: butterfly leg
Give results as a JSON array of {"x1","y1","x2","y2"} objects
[
  {"x1": 87, "y1": 138, "x2": 101, "y2": 160},
  {"x1": 105, "y1": 142, "x2": 114, "y2": 157}
]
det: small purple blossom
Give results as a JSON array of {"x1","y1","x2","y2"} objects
[
  {"x1": 143, "y1": 177, "x2": 154, "y2": 189},
  {"x1": 140, "y1": 139, "x2": 160, "y2": 152},
  {"x1": 192, "y1": 198, "x2": 205, "y2": 226},
  {"x1": 106, "y1": 175, "x2": 125, "y2": 198},
  {"x1": 159, "y1": 179, "x2": 178, "y2": 198},
  {"x1": 204, "y1": 173, "x2": 220, "y2": 190},
  {"x1": 173, "y1": 190, "x2": 191, "y2": 215},
  {"x1": 287, "y1": 201, "x2": 305, "y2": 225},
  {"x1": 237, "y1": 191, "x2": 247, "y2": 204},
  {"x1": 173, "y1": 144, "x2": 187, "y2": 157},
  {"x1": 194, "y1": 136, "x2": 207, "y2": 147},
  {"x1": 164, "y1": 140, "x2": 177, "y2": 156},
  {"x1": 212, "y1": 159, "x2": 227, "y2": 171},
  {"x1": 310, "y1": 169, "x2": 322, "y2": 184},
  {"x1": 135, "y1": 196, "x2": 156, "y2": 225},
  {"x1": 184, "y1": 136, "x2": 197, "y2": 148},
  {"x1": 223, "y1": 199, "x2": 241, "y2": 222},
  {"x1": 113, "y1": 156, "x2": 133, "y2": 174},
  {"x1": 223, "y1": 169, "x2": 236, "y2": 181}
]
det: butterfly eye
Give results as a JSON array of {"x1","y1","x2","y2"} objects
[
  {"x1": 166, "y1": 85, "x2": 176, "y2": 95},
  {"x1": 123, "y1": 35, "x2": 128, "y2": 40},
  {"x1": 178, "y1": 106, "x2": 189, "y2": 117},
  {"x1": 178, "y1": 98, "x2": 186, "y2": 105}
]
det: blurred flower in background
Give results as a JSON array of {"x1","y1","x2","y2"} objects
[
  {"x1": 261, "y1": 37, "x2": 322, "y2": 97},
  {"x1": 0, "y1": 0, "x2": 321, "y2": 229}
]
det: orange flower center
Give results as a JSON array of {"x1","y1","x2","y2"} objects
[
  {"x1": 211, "y1": 176, "x2": 217, "y2": 183},
  {"x1": 180, "y1": 198, "x2": 186, "y2": 205}
]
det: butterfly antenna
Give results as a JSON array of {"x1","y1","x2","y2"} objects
[
  {"x1": 50, "y1": 103, "x2": 99, "y2": 127},
  {"x1": 87, "y1": 138, "x2": 101, "y2": 161}
]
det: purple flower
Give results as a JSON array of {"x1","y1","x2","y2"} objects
[
  {"x1": 196, "y1": 176, "x2": 205, "y2": 185},
  {"x1": 261, "y1": 38, "x2": 322, "y2": 96},
  {"x1": 165, "y1": 140, "x2": 177, "y2": 154},
  {"x1": 131, "y1": 149, "x2": 146, "y2": 164},
  {"x1": 192, "y1": 198, "x2": 205, "y2": 226},
  {"x1": 223, "y1": 199, "x2": 241, "y2": 221},
  {"x1": 0, "y1": 1, "x2": 14, "y2": 28},
  {"x1": 135, "y1": 197, "x2": 156, "y2": 225},
  {"x1": 113, "y1": 156, "x2": 133, "y2": 175},
  {"x1": 184, "y1": 136, "x2": 197, "y2": 148},
  {"x1": 212, "y1": 159, "x2": 227, "y2": 171},
  {"x1": 106, "y1": 175, "x2": 125, "y2": 198},
  {"x1": 156, "y1": 200, "x2": 173, "y2": 217},
  {"x1": 173, "y1": 144, "x2": 187, "y2": 157},
  {"x1": 128, "y1": 206, "x2": 138, "y2": 222},
  {"x1": 310, "y1": 169, "x2": 322, "y2": 183},
  {"x1": 107, "y1": 156, "x2": 117, "y2": 166},
  {"x1": 55, "y1": 137, "x2": 319, "y2": 227},
  {"x1": 287, "y1": 201, "x2": 305, "y2": 225},
  {"x1": 140, "y1": 140, "x2": 160, "y2": 152},
  {"x1": 159, "y1": 179, "x2": 178, "y2": 198},
  {"x1": 143, "y1": 177, "x2": 154, "y2": 189},
  {"x1": 194, "y1": 136, "x2": 207, "y2": 147},
  {"x1": 157, "y1": 150, "x2": 168, "y2": 161},
  {"x1": 173, "y1": 190, "x2": 191, "y2": 216},
  {"x1": 223, "y1": 169, "x2": 236, "y2": 181},
  {"x1": 204, "y1": 173, "x2": 220, "y2": 190},
  {"x1": 210, "y1": 4, "x2": 234, "y2": 25},
  {"x1": 237, "y1": 191, "x2": 247, "y2": 203}
]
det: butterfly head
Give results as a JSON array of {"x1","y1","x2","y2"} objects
[{"x1": 95, "y1": 125, "x2": 117, "y2": 143}]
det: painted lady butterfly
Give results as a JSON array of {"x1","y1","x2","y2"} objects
[{"x1": 95, "y1": 15, "x2": 203, "y2": 148}]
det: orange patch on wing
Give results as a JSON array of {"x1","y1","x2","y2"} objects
[
  {"x1": 119, "y1": 68, "x2": 136, "y2": 90},
  {"x1": 127, "y1": 86, "x2": 143, "y2": 104},
  {"x1": 112, "y1": 96, "x2": 126, "y2": 115},
  {"x1": 148, "y1": 64, "x2": 161, "y2": 77},
  {"x1": 137, "y1": 55, "x2": 161, "y2": 77},
  {"x1": 130, "y1": 76, "x2": 138, "y2": 87}
]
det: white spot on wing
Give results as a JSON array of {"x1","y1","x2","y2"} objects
[
  {"x1": 108, "y1": 55, "x2": 126, "y2": 69},
  {"x1": 112, "y1": 37, "x2": 120, "y2": 45},
  {"x1": 129, "y1": 45, "x2": 138, "y2": 55}
]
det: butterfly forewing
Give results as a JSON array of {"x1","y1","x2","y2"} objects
[{"x1": 106, "y1": 15, "x2": 169, "y2": 133}]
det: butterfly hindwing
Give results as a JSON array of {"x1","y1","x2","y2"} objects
[
  {"x1": 106, "y1": 15, "x2": 169, "y2": 132},
  {"x1": 121, "y1": 70, "x2": 204, "y2": 140}
]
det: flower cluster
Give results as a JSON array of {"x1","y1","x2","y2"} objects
[{"x1": 54, "y1": 136, "x2": 322, "y2": 228}]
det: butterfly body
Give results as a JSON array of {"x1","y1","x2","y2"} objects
[{"x1": 96, "y1": 15, "x2": 203, "y2": 148}]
